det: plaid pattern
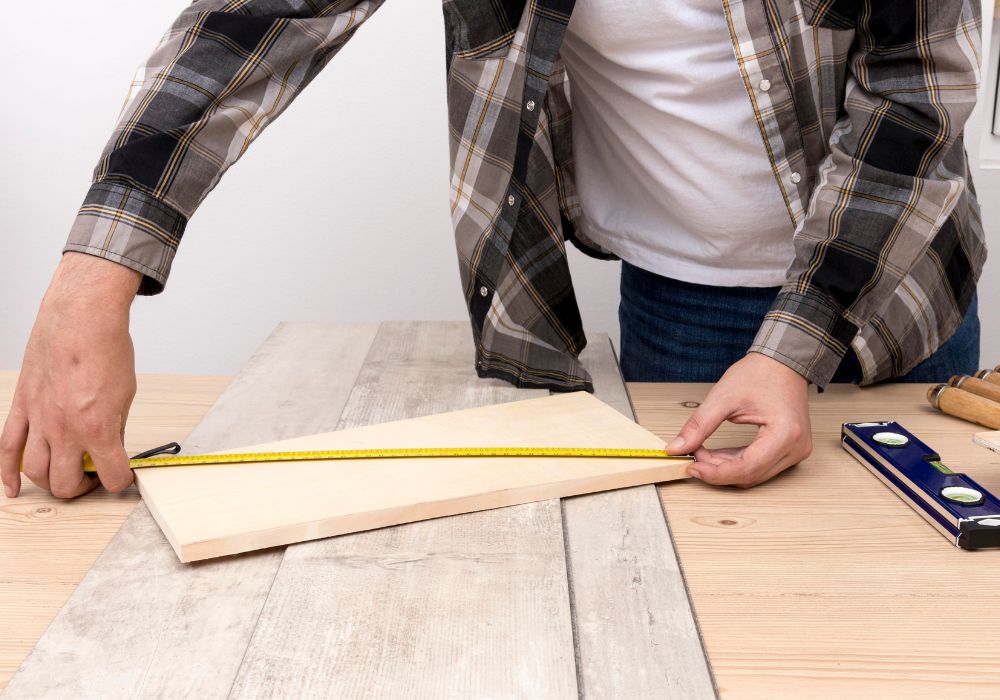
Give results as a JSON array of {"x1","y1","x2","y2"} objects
[{"x1": 67, "y1": 0, "x2": 985, "y2": 390}]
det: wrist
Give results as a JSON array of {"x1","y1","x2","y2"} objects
[
  {"x1": 45, "y1": 252, "x2": 141, "y2": 315},
  {"x1": 746, "y1": 351, "x2": 809, "y2": 390}
]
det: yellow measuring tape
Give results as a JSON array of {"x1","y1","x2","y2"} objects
[{"x1": 78, "y1": 446, "x2": 689, "y2": 473}]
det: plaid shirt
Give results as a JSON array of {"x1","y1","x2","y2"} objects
[{"x1": 67, "y1": 0, "x2": 985, "y2": 391}]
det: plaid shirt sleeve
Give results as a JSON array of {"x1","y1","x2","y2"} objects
[
  {"x1": 65, "y1": 0, "x2": 386, "y2": 295},
  {"x1": 749, "y1": 1, "x2": 982, "y2": 386}
]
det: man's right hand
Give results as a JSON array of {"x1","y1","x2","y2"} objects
[{"x1": 1, "y1": 252, "x2": 142, "y2": 499}]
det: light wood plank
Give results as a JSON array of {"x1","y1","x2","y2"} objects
[
  {"x1": 0, "y1": 372, "x2": 231, "y2": 692},
  {"x1": 2, "y1": 325, "x2": 378, "y2": 699},
  {"x1": 565, "y1": 339, "x2": 716, "y2": 699},
  {"x1": 973, "y1": 429, "x2": 1000, "y2": 454},
  {"x1": 228, "y1": 321, "x2": 579, "y2": 698},
  {"x1": 138, "y1": 392, "x2": 688, "y2": 562}
]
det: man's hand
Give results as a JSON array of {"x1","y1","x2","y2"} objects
[
  {"x1": 1, "y1": 253, "x2": 142, "y2": 499},
  {"x1": 667, "y1": 353, "x2": 812, "y2": 488}
]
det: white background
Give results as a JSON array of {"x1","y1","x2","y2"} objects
[{"x1": 1, "y1": 1, "x2": 996, "y2": 376}]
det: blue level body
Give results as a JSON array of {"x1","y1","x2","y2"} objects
[{"x1": 842, "y1": 422, "x2": 1000, "y2": 550}]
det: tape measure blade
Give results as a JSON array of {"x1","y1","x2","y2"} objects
[{"x1": 124, "y1": 446, "x2": 684, "y2": 470}]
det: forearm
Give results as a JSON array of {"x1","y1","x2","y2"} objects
[
  {"x1": 69, "y1": 0, "x2": 388, "y2": 294},
  {"x1": 755, "y1": 0, "x2": 981, "y2": 387}
]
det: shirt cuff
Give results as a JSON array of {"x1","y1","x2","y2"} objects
[
  {"x1": 64, "y1": 181, "x2": 187, "y2": 296},
  {"x1": 748, "y1": 289, "x2": 859, "y2": 388}
]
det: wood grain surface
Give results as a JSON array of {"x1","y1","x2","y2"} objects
[
  {"x1": 631, "y1": 382, "x2": 1000, "y2": 700},
  {"x1": 9, "y1": 334, "x2": 994, "y2": 698},
  {"x1": 0, "y1": 372, "x2": 231, "y2": 691}
]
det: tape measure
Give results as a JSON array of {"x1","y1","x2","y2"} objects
[
  {"x1": 842, "y1": 421, "x2": 1000, "y2": 550},
  {"x1": 78, "y1": 445, "x2": 689, "y2": 473}
]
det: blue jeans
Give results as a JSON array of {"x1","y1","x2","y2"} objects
[{"x1": 618, "y1": 261, "x2": 980, "y2": 383}]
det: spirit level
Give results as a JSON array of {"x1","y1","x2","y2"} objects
[{"x1": 842, "y1": 422, "x2": 1000, "y2": 550}]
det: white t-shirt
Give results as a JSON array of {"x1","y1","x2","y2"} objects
[{"x1": 560, "y1": 0, "x2": 795, "y2": 287}]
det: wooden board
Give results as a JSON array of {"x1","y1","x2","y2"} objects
[
  {"x1": 137, "y1": 392, "x2": 689, "y2": 562},
  {"x1": 973, "y1": 429, "x2": 1000, "y2": 454},
  {"x1": 5, "y1": 322, "x2": 713, "y2": 699}
]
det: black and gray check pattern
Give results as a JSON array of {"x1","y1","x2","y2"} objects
[{"x1": 66, "y1": 0, "x2": 986, "y2": 390}]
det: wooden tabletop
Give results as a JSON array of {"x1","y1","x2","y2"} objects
[{"x1": 2, "y1": 372, "x2": 999, "y2": 698}]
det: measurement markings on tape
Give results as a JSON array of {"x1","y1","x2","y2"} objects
[{"x1": 71, "y1": 445, "x2": 691, "y2": 473}]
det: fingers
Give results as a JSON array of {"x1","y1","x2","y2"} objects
[
  {"x1": 690, "y1": 423, "x2": 811, "y2": 488},
  {"x1": 20, "y1": 431, "x2": 52, "y2": 492},
  {"x1": 0, "y1": 411, "x2": 29, "y2": 498},
  {"x1": 87, "y1": 440, "x2": 134, "y2": 494},
  {"x1": 2, "y1": 411, "x2": 132, "y2": 499},
  {"x1": 49, "y1": 444, "x2": 100, "y2": 499},
  {"x1": 667, "y1": 397, "x2": 732, "y2": 455}
]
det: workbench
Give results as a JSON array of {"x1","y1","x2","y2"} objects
[{"x1": 2, "y1": 325, "x2": 999, "y2": 698}]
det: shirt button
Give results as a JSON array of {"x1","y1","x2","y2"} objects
[
  {"x1": 758, "y1": 79, "x2": 771, "y2": 92},
  {"x1": 479, "y1": 286, "x2": 489, "y2": 297},
  {"x1": 790, "y1": 172, "x2": 802, "y2": 184},
  {"x1": 526, "y1": 99, "x2": 536, "y2": 112},
  {"x1": 507, "y1": 194, "x2": 516, "y2": 206}
]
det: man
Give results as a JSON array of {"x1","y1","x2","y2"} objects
[{"x1": 0, "y1": 0, "x2": 985, "y2": 499}]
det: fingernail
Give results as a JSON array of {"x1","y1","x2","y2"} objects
[
  {"x1": 4, "y1": 484, "x2": 14, "y2": 498},
  {"x1": 667, "y1": 438, "x2": 685, "y2": 454},
  {"x1": 687, "y1": 468, "x2": 702, "y2": 480}
]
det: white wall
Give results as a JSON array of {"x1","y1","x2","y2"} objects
[{"x1": 0, "y1": 1, "x2": 994, "y2": 375}]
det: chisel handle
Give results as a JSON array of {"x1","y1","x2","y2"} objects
[
  {"x1": 949, "y1": 375, "x2": 1000, "y2": 404},
  {"x1": 977, "y1": 369, "x2": 1000, "y2": 386},
  {"x1": 928, "y1": 384, "x2": 1000, "y2": 430}
]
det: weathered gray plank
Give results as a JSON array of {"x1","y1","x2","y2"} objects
[
  {"x1": 2, "y1": 324, "x2": 379, "y2": 699},
  {"x1": 185, "y1": 322, "x2": 381, "y2": 451},
  {"x1": 568, "y1": 337, "x2": 716, "y2": 699},
  {"x1": 228, "y1": 321, "x2": 578, "y2": 698}
]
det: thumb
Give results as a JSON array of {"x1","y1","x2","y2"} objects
[{"x1": 667, "y1": 400, "x2": 730, "y2": 455}]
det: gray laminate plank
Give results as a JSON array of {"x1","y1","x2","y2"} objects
[
  {"x1": 2, "y1": 324, "x2": 379, "y2": 699},
  {"x1": 228, "y1": 321, "x2": 578, "y2": 699},
  {"x1": 567, "y1": 336, "x2": 716, "y2": 699}
]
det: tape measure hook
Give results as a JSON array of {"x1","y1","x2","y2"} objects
[{"x1": 131, "y1": 442, "x2": 182, "y2": 460}]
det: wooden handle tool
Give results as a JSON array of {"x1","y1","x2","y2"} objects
[
  {"x1": 976, "y1": 369, "x2": 1000, "y2": 386},
  {"x1": 949, "y1": 375, "x2": 1000, "y2": 404},
  {"x1": 927, "y1": 384, "x2": 1000, "y2": 430}
]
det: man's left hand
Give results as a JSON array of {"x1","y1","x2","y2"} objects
[{"x1": 666, "y1": 353, "x2": 812, "y2": 488}]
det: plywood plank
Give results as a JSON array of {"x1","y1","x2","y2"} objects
[
  {"x1": 3, "y1": 324, "x2": 378, "y2": 699},
  {"x1": 566, "y1": 340, "x2": 717, "y2": 699},
  {"x1": 138, "y1": 391, "x2": 688, "y2": 562},
  {"x1": 973, "y1": 429, "x2": 1000, "y2": 454},
  {"x1": 228, "y1": 321, "x2": 578, "y2": 698}
]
